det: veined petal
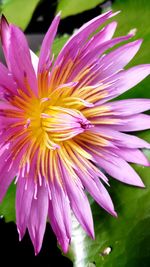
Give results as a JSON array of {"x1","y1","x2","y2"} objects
[
  {"x1": 54, "y1": 10, "x2": 117, "y2": 67},
  {"x1": 77, "y1": 168, "x2": 116, "y2": 216},
  {"x1": 68, "y1": 34, "x2": 132, "y2": 83},
  {"x1": 91, "y1": 126, "x2": 150, "y2": 149},
  {"x1": 99, "y1": 39, "x2": 142, "y2": 79},
  {"x1": 97, "y1": 64, "x2": 150, "y2": 104},
  {"x1": 0, "y1": 16, "x2": 38, "y2": 95},
  {"x1": 0, "y1": 15, "x2": 10, "y2": 67},
  {"x1": 38, "y1": 13, "x2": 60, "y2": 73},
  {"x1": 16, "y1": 175, "x2": 35, "y2": 240},
  {"x1": 105, "y1": 98, "x2": 150, "y2": 116},
  {"x1": 48, "y1": 181, "x2": 71, "y2": 253},
  {"x1": 83, "y1": 21, "x2": 117, "y2": 52},
  {"x1": 93, "y1": 151, "x2": 145, "y2": 187},
  {"x1": 110, "y1": 114, "x2": 150, "y2": 132},
  {"x1": 0, "y1": 141, "x2": 23, "y2": 202},
  {"x1": 0, "y1": 156, "x2": 17, "y2": 202},
  {"x1": 28, "y1": 183, "x2": 49, "y2": 255},
  {"x1": 114, "y1": 148, "x2": 150, "y2": 166},
  {"x1": 60, "y1": 157, "x2": 94, "y2": 238},
  {"x1": 0, "y1": 62, "x2": 18, "y2": 94}
]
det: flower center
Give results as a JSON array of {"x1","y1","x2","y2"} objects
[{"x1": 23, "y1": 97, "x2": 92, "y2": 150}]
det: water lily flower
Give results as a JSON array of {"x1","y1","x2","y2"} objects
[{"x1": 0, "y1": 10, "x2": 150, "y2": 254}]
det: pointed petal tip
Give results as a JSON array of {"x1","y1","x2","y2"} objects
[
  {"x1": 1, "y1": 14, "x2": 8, "y2": 24},
  {"x1": 113, "y1": 210, "x2": 118, "y2": 218},
  {"x1": 17, "y1": 227, "x2": 24, "y2": 241},
  {"x1": 128, "y1": 28, "x2": 137, "y2": 37},
  {"x1": 58, "y1": 238, "x2": 70, "y2": 254},
  {"x1": 108, "y1": 208, "x2": 118, "y2": 218},
  {"x1": 133, "y1": 179, "x2": 145, "y2": 188},
  {"x1": 111, "y1": 10, "x2": 121, "y2": 18},
  {"x1": 33, "y1": 242, "x2": 42, "y2": 256},
  {"x1": 136, "y1": 38, "x2": 143, "y2": 47},
  {"x1": 34, "y1": 248, "x2": 39, "y2": 256},
  {"x1": 88, "y1": 226, "x2": 95, "y2": 239},
  {"x1": 56, "y1": 11, "x2": 62, "y2": 17},
  {"x1": 90, "y1": 230, "x2": 95, "y2": 240},
  {"x1": 61, "y1": 243, "x2": 69, "y2": 254}
]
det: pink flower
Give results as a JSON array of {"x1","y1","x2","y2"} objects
[{"x1": 0, "y1": 10, "x2": 150, "y2": 254}]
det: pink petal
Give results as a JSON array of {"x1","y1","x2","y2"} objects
[
  {"x1": 93, "y1": 151, "x2": 145, "y2": 187},
  {"x1": 111, "y1": 114, "x2": 150, "y2": 132},
  {"x1": 60, "y1": 159, "x2": 94, "y2": 238},
  {"x1": 48, "y1": 181, "x2": 71, "y2": 253},
  {"x1": 0, "y1": 157, "x2": 17, "y2": 202},
  {"x1": 114, "y1": 148, "x2": 150, "y2": 166},
  {"x1": 69, "y1": 34, "x2": 132, "y2": 83},
  {"x1": 77, "y1": 168, "x2": 117, "y2": 216},
  {"x1": 16, "y1": 176, "x2": 35, "y2": 241},
  {"x1": 99, "y1": 39, "x2": 142, "y2": 79},
  {"x1": 1, "y1": 16, "x2": 38, "y2": 95},
  {"x1": 54, "y1": 10, "x2": 116, "y2": 67},
  {"x1": 38, "y1": 14, "x2": 60, "y2": 73},
  {"x1": 106, "y1": 98, "x2": 150, "y2": 116},
  {"x1": 0, "y1": 142, "x2": 21, "y2": 202},
  {"x1": 0, "y1": 15, "x2": 11, "y2": 68},
  {"x1": 83, "y1": 21, "x2": 117, "y2": 52},
  {"x1": 28, "y1": 184, "x2": 49, "y2": 255},
  {"x1": 92, "y1": 127, "x2": 150, "y2": 149},
  {"x1": 98, "y1": 64, "x2": 150, "y2": 103},
  {"x1": 0, "y1": 62, "x2": 18, "y2": 95}
]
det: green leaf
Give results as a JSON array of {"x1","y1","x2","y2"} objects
[
  {"x1": 0, "y1": 0, "x2": 40, "y2": 30},
  {"x1": 56, "y1": 0, "x2": 104, "y2": 19},
  {"x1": 52, "y1": 34, "x2": 70, "y2": 59},
  {"x1": 110, "y1": 0, "x2": 150, "y2": 99},
  {"x1": 0, "y1": 182, "x2": 16, "y2": 222}
]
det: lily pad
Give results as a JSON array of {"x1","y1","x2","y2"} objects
[
  {"x1": 0, "y1": 182, "x2": 16, "y2": 222},
  {"x1": 52, "y1": 34, "x2": 70, "y2": 59},
  {"x1": 56, "y1": 0, "x2": 104, "y2": 19},
  {"x1": 0, "y1": 0, "x2": 40, "y2": 30},
  {"x1": 110, "y1": 0, "x2": 150, "y2": 99}
]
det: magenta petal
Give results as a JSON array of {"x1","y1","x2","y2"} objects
[
  {"x1": 101, "y1": 64, "x2": 150, "y2": 103},
  {"x1": 99, "y1": 39, "x2": 142, "y2": 81},
  {"x1": 0, "y1": 158, "x2": 16, "y2": 202},
  {"x1": 48, "y1": 181, "x2": 71, "y2": 253},
  {"x1": 111, "y1": 114, "x2": 150, "y2": 132},
  {"x1": 84, "y1": 21, "x2": 117, "y2": 52},
  {"x1": 93, "y1": 127, "x2": 150, "y2": 149},
  {"x1": 114, "y1": 148, "x2": 150, "y2": 166},
  {"x1": 0, "y1": 142, "x2": 21, "y2": 202},
  {"x1": 60, "y1": 161, "x2": 94, "y2": 238},
  {"x1": 106, "y1": 98, "x2": 150, "y2": 116},
  {"x1": 0, "y1": 15, "x2": 11, "y2": 68},
  {"x1": 28, "y1": 184, "x2": 49, "y2": 255},
  {"x1": 54, "y1": 10, "x2": 115, "y2": 67},
  {"x1": 69, "y1": 34, "x2": 132, "y2": 83},
  {"x1": 77, "y1": 169, "x2": 117, "y2": 216},
  {"x1": 1, "y1": 16, "x2": 38, "y2": 94},
  {"x1": 38, "y1": 13, "x2": 60, "y2": 73},
  {"x1": 0, "y1": 62, "x2": 18, "y2": 94},
  {"x1": 16, "y1": 176, "x2": 35, "y2": 240},
  {"x1": 93, "y1": 152, "x2": 145, "y2": 187}
]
